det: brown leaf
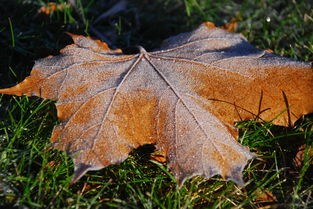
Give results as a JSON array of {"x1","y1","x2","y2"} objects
[
  {"x1": 151, "y1": 151, "x2": 167, "y2": 163},
  {"x1": 38, "y1": 2, "x2": 70, "y2": 15},
  {"x1": 255, "y1": 189, "x2": 277, "y2": 204},
  {"x1": 221, "y1": 18, "x2": 238, "y2": 32},
  {"x1": 1, "y1": 22, "x2": 312, "y2": 185},
  {"x1": 293, "y1": 144, "x2": 313, "y2": 168}
]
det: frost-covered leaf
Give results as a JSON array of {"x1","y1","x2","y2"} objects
[{"x1": 1, "y1": 22, "x2": 312, "y2": 185}]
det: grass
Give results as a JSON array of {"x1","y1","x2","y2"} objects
[{"x1": 0, "y1": 0, "x2": 312, "y2": 208}]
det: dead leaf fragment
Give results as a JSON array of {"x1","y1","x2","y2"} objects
[
  {"x1": 38, "y1": 2, "x2": 70, "y2": 15},
  {"x1": 255, "y1": 189, "x2": 277, "y2": 204},
  {"x1": 221, "y1": 18, "x2": 238, "y2": 32},
  {"x1": 293, "y1": 144, "x2": 313, "y2": 168},
  {"x1": 151, "y1": 151, "x2": 167, "y2": 163},
  {"x1": 0, "y1": 22, "x2": 312, "y2": 185}
]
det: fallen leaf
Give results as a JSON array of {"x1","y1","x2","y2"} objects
[
  {"x1": 151, "y1": 151, "x2": 167, "y2": 163},
  {"x1": 255, "y1": 189, "x2": 277, "y2": 204},
  {"x1": 221, "y1": 17, "x2": 238, "y2": 32},
  {"x1": 1, "y1": 22, "x2": 312, "y2": 185},
  {"x1": 38, "y1": 2, "x2": 70, "y2": 15},
  {"x1": 293, "y1": 144, "x2": 313, "y2": 168}
]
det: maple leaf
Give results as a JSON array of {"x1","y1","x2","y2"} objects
[{"x1": 0, "y1": 22, "x2": 312, "y2": 186}]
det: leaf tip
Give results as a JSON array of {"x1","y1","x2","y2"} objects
[
  {"x1": 176, "y1": 174, "x2": 188, "y2": 188},
  {"x1": 65, "y1": 32, "x2": 117, "y2": 53},
  {"x1": 225, "y1": 166, "x2": 245, "y2": 187},
  {"x1": 0, "y1": 84, "x2": 24, "y2": 96},
  {"x1": 225, "y1": 151, "x2": 256, "y2": 186},
  {"x1": 71, "y1": 163, "x2": 91, "y2": 184},
  {"x1": 204, "y1": 21, "x2": 216, "y2": 29}
]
